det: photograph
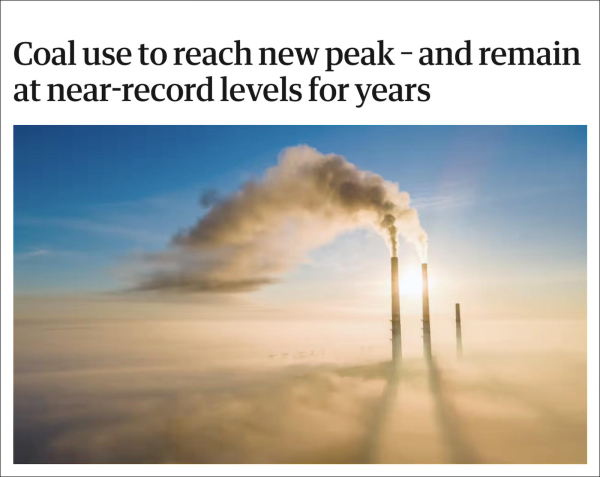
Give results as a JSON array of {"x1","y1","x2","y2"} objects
[{"x1": 13, "y1": 125, "x2": 587, "y2": 464}]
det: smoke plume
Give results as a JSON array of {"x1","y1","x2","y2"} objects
[{"x1": 134, "y1": 146, "x2": 427, "y2": 293}]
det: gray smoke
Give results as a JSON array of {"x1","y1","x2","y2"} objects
[{"x1": 134, "y1": 146, "x2": 427, "y2": 293}]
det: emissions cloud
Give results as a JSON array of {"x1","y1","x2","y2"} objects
[{"x1": 134, "y1": 146, "x2": 427, "y2": 293}]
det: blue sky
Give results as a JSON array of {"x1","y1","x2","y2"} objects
[{"x1": 14, "y1": 125, "x2": 586, "y2": 319}]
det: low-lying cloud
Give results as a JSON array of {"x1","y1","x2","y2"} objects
[{"x1": 14, "y1": 357, "x2": 586, "y2": 464}]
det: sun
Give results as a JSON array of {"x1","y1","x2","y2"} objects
[{"x1": 399, "y1": 268, "x2": 423, "y2": 297}]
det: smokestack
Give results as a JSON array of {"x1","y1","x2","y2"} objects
[
  {"x1": 455, "y1": 303, "x2": 463, "y2": 357},
  {"x1": 422, "y1": 263, "x2": 432, "y2": 358},
  {"x1": 391, "y1": 257, "x2": 401, "y2": 361}
]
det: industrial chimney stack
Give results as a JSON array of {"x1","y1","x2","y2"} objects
[
  {"x1": 455, "y1": 303, "x2": 463, "y2": 357},
  {"x1": 391, "y1": 257, "x2": 401, "y2": 361},
  {"x1": 422, "y1": 263, "x2": 432, "y2": 358}
]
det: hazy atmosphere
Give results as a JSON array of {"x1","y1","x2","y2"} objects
[{"x1": 14, "y1": 126, "x2": 586, "y2": 463}]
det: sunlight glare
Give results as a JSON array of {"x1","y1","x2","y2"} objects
[{"x1": 400, "y1": 268, "x2": 423, "y2": 297}]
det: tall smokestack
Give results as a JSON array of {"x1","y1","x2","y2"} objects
[
  {"x1": 422, "y1": 263, "x2": 432, "y2": 358},
  {"x1": 455, "y1": 303, "x2": 463, "y2": 357},
  {"x1": 391, "y1": 257, "x2": 401, "y2": 361}
]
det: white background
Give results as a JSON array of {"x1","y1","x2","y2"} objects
[{"x1": 1, "y1": 1, "x2": 598, "y2": 475}]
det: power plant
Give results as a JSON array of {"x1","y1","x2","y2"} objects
[
  {"x1": 390, "y1": 257, "x2": 402, "y2": 361},
  {"x1": 388, "y1": 258, "x2": 463, "y2": 361}
]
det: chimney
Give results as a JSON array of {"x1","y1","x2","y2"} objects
[
  {"x1": 422, "y1": 263, "x2": 432, "y2": 358},
  {"x1": 455, "y1": 303, "x2": 463, "y2": 357},
  {"x1": 391, "y1": 257, "x2": 401, "y2": 360}
]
